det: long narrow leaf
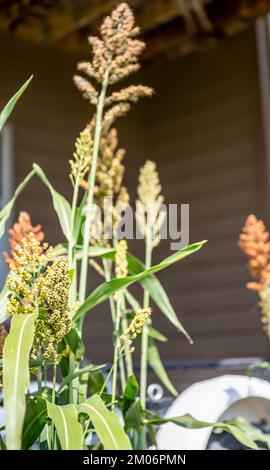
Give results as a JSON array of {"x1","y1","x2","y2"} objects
[
  {"x1": 145, "y1": 412, "x2": 258, "y2": 450},
  {"x1": 102, "y1": 246, "x2": 199, "y2": 341},
  {"x1": 74, "y1": 241, "x2": 206, "y2": 322},
  {"x1": 58, "y1": 364, "x2": 106, "y2": 392},
  {"x1": 3, "y1": 314, "x2": 35, "y2": 449},
  {"x1": 22, "y1": 397, "x2": 47, "y2": 450},
  {"x1": 33, "y1": 164, "x2": 72, "y2": 242},
  {"x1": 147, "y1": 338, "x2": 178, "y2": 397},
  {"x1": 0, "y1": 170, "x2": 35, "y2": 240},
  {"x1": 127, "y1": 252, "x2": 193, "y2": 342},
  {"x1": 52, "y1": 244, "x2": 115, "y2": 260},
  {"x1": 0, "y1": 76, "x2": 33, "y2": 131},
  {"x1": 46, "y1": 402, "x2": 83, "y2": 450},
  {"x1": 78, "y1": 394, "x2": 132, "y2": 450}
]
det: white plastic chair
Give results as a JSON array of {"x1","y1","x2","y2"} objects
[{"x1": 156, "y1": 374, "x2": 270, "y2": 450}]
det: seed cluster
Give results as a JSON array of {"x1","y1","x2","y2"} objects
[
  {"x1": 69, "y1": 128, "x2": 92, "y2": 187},
  {"x1": 74, "y1": 3, "x2": 153, "y2": 129},
  {"x1": 3, "y1": 211, "x2": 44, "y2": 266},
  {"x1": 6, "y1": 232, "x2": 72, "y2": 361},
  {"x1": 239, "y1": 214, "x2": 270, "y2": 334},
  {"x1": 33, "y1": 257, "x2": 73, "y2": 361},
  {"x1": 136, "y1": 160, "x2": 165, "y2": 248},
  {"x1": 117, "y1": 308, "x2": 152, "y2": 353},
  {"x1": 115, "y1": 240, "x2": 128, "y2": 279}
]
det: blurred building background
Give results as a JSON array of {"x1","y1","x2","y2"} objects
[{"x1": 0, "y1": 0, "x2": 270, "y2": 391}]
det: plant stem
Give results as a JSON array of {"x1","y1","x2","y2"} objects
[
  {"x1": 67, "y1": 181, "x2": 80, "y2": 403},
  {"x1": 51, "y1": 363, "x2": 57, "y2": 449},
  {"x1": 68, "y1": 176, "x2": 80, "y2": 304},
  {"x1": 103, "y1": 259, "x2": 125, "y2": 391},
  {"x1": 121, "y1": 296, "x2": 133, "y2": 377},
  {"x1": 139, "y1": 213, "x2": 152, "y2": 449},
  {"x1": 37, "y1": 366, "x2": 42, "y2": 394},
  {"x1": 68, "y1": 354, "x2": 75, "y2": 404},
  {"x1": 103, "y1": 259, "x2": 116, "y2": 324},
  {"x1": 111, "y1": 295, "x2": 122, "y2": 411},
  {"x1": 79, "y1": 69, "x2": 109, "y2": 308}
]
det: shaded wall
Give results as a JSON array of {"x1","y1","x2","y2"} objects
[
  {"x1": 0, "y1": 27, "x2": 268, "y2": 383},
  {"x1": 137, "y1": 27, "x2": 269, "y2": 366}
]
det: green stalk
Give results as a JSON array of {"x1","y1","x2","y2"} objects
[
  {"x1": 103, "y1": 259, "x2": 116, "y2": 324},
  {"x1": 51, "y1": 363, "x2": 57, "y2": 450},
  {"x1": 79, "y1": 69, "x2": 110, "y2": 307},
  {"x1": 67, "y1": 178, "x2": 80, "y2": 404},
  {"x1": 103, "y1": 259, "x2": 125, "y2": 391},
  {"x1": 111, "y1": 295, "x2": 122, "y2": 411},
  {"x1": 139, "y1": 213, "x2": 152, "y2": 449},
  {"x1": 37, "y1": 366, "x2": 42, "y2": 394},
  {"x1": 121, "y1": 295, "x2": 133, "y2": 377},
  {"x1": 68, "y1": 175, "x2": 80, "y2": 304}
]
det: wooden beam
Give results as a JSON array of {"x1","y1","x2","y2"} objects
[
  {"x1": 136, "y1": 0, "x2": 211, "y2": 33},
  {"x1": 238, "y1": 0, "x2": 270, "y2": 19},
  {"x1": 1, "y1": 0, "x2": 270, "y2": 61},
  {"x1": 51, "y1": 0, "x2": 211, "y2": 41},
  {"x1": 50, "y1": 0, "x2": 118, "y2": 41}
]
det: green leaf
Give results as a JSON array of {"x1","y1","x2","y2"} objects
[
  {"x1": 75, "y1": 245, "x2": 115, "y2": 260},
  {"x1": 144, "y1": 411, "x2": 258, "y2": 450},
  {"x1": 33, "y1": 164, "x2": 72, "y2": 242},
  {"x1": 127, "y1": 252, "x2": 193, "y2": 342},
  {"x1": 22, "y1": 397, "x2": 47, "y2": 450},
  {"x1": 78, "y1": 394, "x2": 132, "y2": 450},
  {"x1": 74, "y1": 241, "x2": 206, "y2": 322},
  {"x1": 123, "y1": 374, "x2": 139, "y2": 414},
  {"x1": 0, "y1": 170, "x2": 35, "y2": 240},
  {"x1": 88, "y1": 370, "x2": 107, "y2": 395},
  {"x1": 125, "y1": 400, "x2": 144, "y2": 432},
  {"x1": 148, "y1": 326, "x2": 167, "y2": 342},
  {"x1": 228, "y1": 417, "x2": 270, "y2": 449},
  {"x1": 64, "y1": 328, "x2": 85, "y2": 361},
  {"x1": 0, "y1": 76, "x2": 33, "y2": 131},
  {"x1": 147, "y1": 338, "x2": 178, "y2": 397},
  {"x1": 247, "y1": 361, "x2": 270, "y2": 377},
  {"x1": 125, "y1": 290, "x2": 141, "y2": 312},
  {"x1": 0, "y1": 433, "x2": 6, "y2": 450},
  {"x1": 0, "y1": 283, "x2": 9, "y2": 323},
  {"x1": 52, "y1": 243, "x2": 115, "y2": 260},
  {"x1": 3, "y1": 313, "x2": 35, "y2": 449},
  {"x1": 58, "y1": 364, "x2": 106, "y2": 393},
  {"x1": 46, "y1": 401, "x2": 83, "y2": 450}
]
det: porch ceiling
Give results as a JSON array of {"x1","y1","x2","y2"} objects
[{"x1": 0, "y1": 0, "x2": 270, "y2": 61}]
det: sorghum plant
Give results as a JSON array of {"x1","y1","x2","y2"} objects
[
  {"x1": 0, "y1": 3, "x2": 258, "y2": 451},
  {"x1": 239, "y1": 214, "x2": 270, "y2": 340}
]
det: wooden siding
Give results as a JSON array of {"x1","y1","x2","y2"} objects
[{"x1": 0, "y1": 27, "x2": 269, "y2": 389}]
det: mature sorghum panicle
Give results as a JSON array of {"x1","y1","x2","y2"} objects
[
  {"x1": 7, "y1": 234, "x2": 51, "y2": 316},
  {"x1": 6, "y1": 234, "x2": 72, "y2": 361},
  {"x1": 3, "y1": 211, "x2": 44, "y2": 266},
  {"x1": 117, "y1": 308, "x2": 152, "y2": 353},
  {"x1": 69, "y1": 128, "x2": 92, "y2": 187},
  {"x1": 74, "y1": 3, "x2": 153, "y2": 128},
  {"x1": 33, "y1": 257, "x2": 73, "y2": 361},
  {"x1": 136, "y1": 160, "x2": 165, "y2": 248},
  {"x1": 239, "y1": 214, "x2": 270, "y2": 292},
  {"x1": 115, "y1": 239, "x2": 128, "y2": 279},
  {"x1": 81, "y1": 127, "x2": 128, "y2": 204},
  {"x1": 96, "y1": 128, "x2": 125, "y2": 202},
  {"x1": 239, "y1": 214, "x2": 270, "y2": 335},
  {"x1": 82, "y1": 127, "x2": 130, "y2": 246}
]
